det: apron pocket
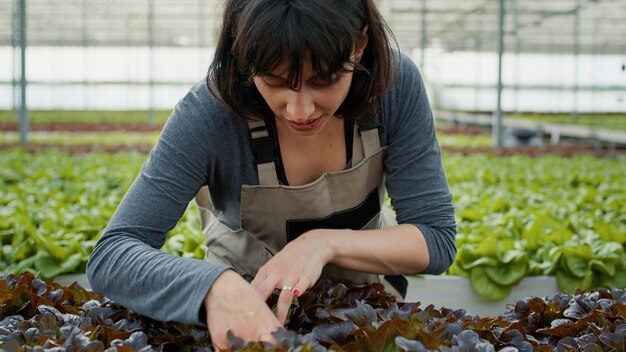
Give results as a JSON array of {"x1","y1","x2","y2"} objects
[{"x1": 203, "y1": 217, "x2": 276, "y2": 277}]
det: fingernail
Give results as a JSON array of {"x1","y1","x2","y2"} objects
[{"x1": 292, "y1": 289, "x2": 300, "y2": 297}]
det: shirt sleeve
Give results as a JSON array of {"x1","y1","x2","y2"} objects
[
  {"x1": 382, "y1": 53, "x2": 457, "y2": 275},
  {"x1": 86, "y1": 88, "x2": 232, "y2": 326}
]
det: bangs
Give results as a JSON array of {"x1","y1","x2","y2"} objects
[{"x1": 233, "y1": 1, "x2": 363, "y2": 90}]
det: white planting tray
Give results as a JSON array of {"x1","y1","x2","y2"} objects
[{"x1": 404, "y1": 275, "x2": 561, "y2": 317}]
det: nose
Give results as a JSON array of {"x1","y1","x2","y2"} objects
[{"x1": 284, "y1": 89, "x2": 315, "y2": 123}]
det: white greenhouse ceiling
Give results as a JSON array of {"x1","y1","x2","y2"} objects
[
  {"x1": 0, "y1": 0, "x2": 625, "y2": 54},
  {"x1": 382, "y1": 0, "x2": 626, "y2": 55}
]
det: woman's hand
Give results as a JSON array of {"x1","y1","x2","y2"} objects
[
  {"x1": 205, "y1": 269, "x2": 282, "y2": 350},
  {"x1": 251, "y1": 229, "x2": 334, "y2": 323}
]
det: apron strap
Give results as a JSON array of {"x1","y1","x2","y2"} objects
[
  {"x1": 257, "y1": 163, "x2": 279, "y2": 185},
  {"x1": 360, "y1": 128, "x2": 381, "y2": 158},
  {"x1": 195, "y1": 185, "x2": 218, "y2": 232},
  {"x1": 351, "y1": 123, "x2": 365, "y2": 165},
  {"x1": 195, "y1": 185, "x2": 215, "y2": 213},
  {"x1": 247, "y1": 119, "x2": 280, "y2": 185},
  {"x1": 352, "y1": 122, "x2": 382, "y2": 164}
]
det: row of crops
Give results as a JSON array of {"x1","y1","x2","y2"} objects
[
  {"x1": 1, "y1": 149, "x2": 205, "y2": 280},
  {"x1": 3, "y1": 273, "x2": 626, "y2": 351},
  {"x1": 2, "y1": 110, "x2": 626, "y2": 130},
  {"x1": 2, "y1": 140, "x2": 625, "y2": 300},
  {"x1": 446, "y1": 153, "x2": 626, "y2": 299}
]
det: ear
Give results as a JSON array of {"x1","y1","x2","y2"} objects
[{"x1": 353, "y1": 26, "x2": 369, "y2": 63}]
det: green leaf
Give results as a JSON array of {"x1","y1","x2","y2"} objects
[
  {"x1": 458, "y1": 208, "x2": 485, "y2": 222},
  {"x1": 11, "y1": 240, "x2": 32, "y2": 261},
  {"x1": 490, "y1": 196, "x2": 507, "y2": 212},
  {"x1": 498, "y1": 247, "x2": 525, "y2": 264},
  {"x1": 469, "y1": 267, "x2": 512, "y2": 301},
  {"x1": 589, "y1": 259, "x2": 615, "y2": 277},
  {"x1": 610, "y1": 267, "x2": 626, "y2": 288},
  {"x1": 539, "y1": 246, "x2": 563, "y2": 275},
  {"x1": 562, "y1": 256, "x2": 589, "y2": 278},
  {"x1": 459, "y1": 256, "x2": 499, "y2": 270},
  {"x1": 483, "y1": 257, "x2": 528, "y2": 286},
  {"x1": 34, "y1": 251, "x2": 60, "y2": 279},
  {"x1": 5, "y1": 255, "x2": 38, "y2": 275},
  {"x1": 34, "y1": 251, "x2": 83, "y2": 279},
  {"x1": 34, "y1": 231, "x2": 71, "y2": 261},
  {"x1": 556, "y1": 269, "x2": 594, "y2": 293}
]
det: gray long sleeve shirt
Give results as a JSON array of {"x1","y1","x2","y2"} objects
[{"x1": 86, "y1": 52, "x2": 456, "y2": 326}]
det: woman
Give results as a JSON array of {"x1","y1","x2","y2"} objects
[{"x1": 87, "y1": 0, "x2": 456, "y2": 349}]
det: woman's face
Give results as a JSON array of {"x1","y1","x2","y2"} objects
[
  {"x1": 252, "y1": 31, "x2": 368, "y2": 136},
  {"x1": 253, "y1": 58, "x2": 354, "y2": 135}
]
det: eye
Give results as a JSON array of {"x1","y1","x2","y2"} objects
[
  {"x1": 261, "y1": 75, "x2": 287, "y2": 88},
  {"x1": 309, "y1": 73, "x2": 341, "y2": 88}
]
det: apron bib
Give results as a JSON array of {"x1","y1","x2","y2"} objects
[{"x1": 196, "y1": 118, "x2": 405, "y2": 298}]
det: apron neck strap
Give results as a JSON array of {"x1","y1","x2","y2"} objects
[
  {"x1": 352, "y1": 123, "x2": 381, "y2": 165},
  {"x1": 247, "y1": 119, "x2": 280, "y2": 185}
]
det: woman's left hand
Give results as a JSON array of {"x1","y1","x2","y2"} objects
[{"x1": 250, "y1": 229, "x2": 334, "y2": 324}]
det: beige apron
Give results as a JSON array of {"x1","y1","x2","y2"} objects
[{"x1": 196, "y1": 118, "x2": 403, "y2": 298}]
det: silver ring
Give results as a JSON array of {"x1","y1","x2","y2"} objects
[{"x1": 281, "y1": 285, "x2": 293, "y2": 291}]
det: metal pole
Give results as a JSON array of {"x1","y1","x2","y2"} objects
[
  {"x1": 198, "y1": 0, "x2": 205, "y2": 70},
  {"x1": 82, "y1": 0, "x2": 89, "y2": 110},
  {"x1": 148, "y1": 0, "x2": 155, "y2": 126},
  {"x1": 572, "y1": 0, "x2": 581, "y2": 122},
  {"x1": 474, "y1": 10, "x2": 484, "y2": 113},
  {"x1": 512, "y1": 0, "x2": 520, "y2": 116},
  {"x1": 592, "y1": 19, "x2": 600, "y2": 122},
  {"x1": 493, "y1": 0, "x2": 505, "y2": 147},
  {"x1": 18, "y1": 0, "x2": 29, "y2": 144},
  {"x1": 11, "y1": 0, "x2": 17, "y2": 115},
  {"x1": 420, "y1": 0, "x2": 427, "y2": 70}
]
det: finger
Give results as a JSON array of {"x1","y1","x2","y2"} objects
[
  {"x1": 253, "y1": 278, "x2": 279, "y2": 301},
  {"x1": 258, "y1": 331, "x2": 277, "y2": 345},
  {"x1": 250, "y1": 272, "x2": 277, "y2": 300},
  {"x1": 276, "y1": 287, "x2": 294, "y2": 324},
  {"x1": 291, "y1": 276, "x2": 311, "y2": 298},
  {"x1": 210, "y1": 331, "x2": 228, "y2": 351},
  {"x1": 249, "y1": 273, "x2": 264, "y2": 289}
]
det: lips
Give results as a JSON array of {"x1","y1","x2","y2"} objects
[{"x1": 288, "y1": 116, "x2": 322, "y2": 131}]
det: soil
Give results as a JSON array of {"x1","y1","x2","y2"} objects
[
  {"x1": 2, "y1": 142, "x2": 624, "y2": 158},
  {"x1": 0, "y1": 122, "x2": 163, "y2": 133},
  {"x1": 438, "y1": 125, "x2": 490, "y2": 135},
  {"x1": 0, "y1": 143, "x2": 154, "y2": 154},
  {"x1": 442, "y1": 144, "x2": 625, "y2": 158}
]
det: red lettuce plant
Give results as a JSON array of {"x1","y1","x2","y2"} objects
[{"x1": 1, "y1": 273, "x2": 625, "y2": 351}]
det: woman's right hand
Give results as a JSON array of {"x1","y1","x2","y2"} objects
[{"x1": 205, "y1": 269, "x2": 283, "y2": 350}]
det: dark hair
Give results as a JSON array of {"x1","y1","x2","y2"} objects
[{"x1": 207, "y1": 0, "x2": 398, "y2": 124}]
